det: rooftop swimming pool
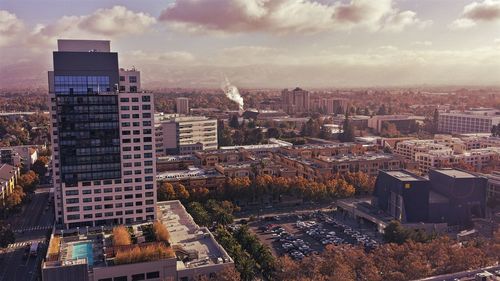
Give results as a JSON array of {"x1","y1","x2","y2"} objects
[{"x1": 72, "y1": 242, "x2": 93, "y2": 265}]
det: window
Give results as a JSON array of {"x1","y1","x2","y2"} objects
[
  {"x1": 131, "y1": 273, "x2": 145, "y2": 281},
  {"x1": 129, "y1": 76, "x2": 137, "y2": 83},
  {"x1": 120, "y1": 98, "x2": 129, "y2": 102},
  {"x1": 142, "y1": 105, "x2": 151, "y2": 110},
  {"x1": 65, "y1": 190, "x2": 79, "y2": 196},
  {"x1": 146, "y1": 271, "x2": 159, "y2": 279},
  {"x1": 119, "y1": 76, "x2": 125, "y2": 82},
  {"x1": 142, "y1": 96, "x2": 150, "y2": 102},
  {"x1": 113, "y1": 277, "x2": 127, "y2": 281},
  {"x1": 132, "y1": 97, "x2": 139, "y2": 102}
]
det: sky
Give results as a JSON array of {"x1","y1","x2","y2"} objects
[{"x1": 1, "y1": 0, "x2": 500, "y2": 89}]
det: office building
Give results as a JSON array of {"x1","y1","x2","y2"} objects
[
  {"x1": 486, "y1": 171, "x2": 500, "y2": 204},
  {"x1": 175, "y1": 97, "x2": 189, "y2": 115},
  {"x1": 368, "y1": 115, "x2": 422, "y2": 134},
  {"x1": 42, "y1": 201, "x2": 234, "y2": 281},
  {"x1": 155, "y1": 115, "x2": 218, "y2": 156},
  {"x1": 48, "y1": 39, "x2": 156, "y2": 228},
  {"x1": 438, "y1": 108, "x2": 500, "y2": 134},
  {"x1": 0, "y1": 163, "x2": 19, "y2": 206},
  {"x1": 373, "y1": 168, "x2": 487, "y2": 226},
  {"x1": 281, "y1": 87, "x2": 310, "y2": 114}
]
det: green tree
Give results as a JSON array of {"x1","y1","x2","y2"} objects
[
  {"x1": 229, "y1": 115, "x2": 240, "y2": 129},
  {"x1": 339, "y1": 111, "x2": 355, "y2": 142},
  {"x1": 32, "y1": 157, "x2": 49, "y2": 179}
]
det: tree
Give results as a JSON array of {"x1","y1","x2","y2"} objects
[
  {"x1": 174, "y1": 184, "x2": 190, "y2": 200},
  {"x1": 17, "y1": 171, "x2": 39, "y2": 193},
  {"x1": 214, "y1": 266, "x2": 241, "y2": 281},
  {"x1": 218, "y1": 127, "x2": 234, "y2": 147},
  {"x1": 267, "y1": 127, "x2": 281, "y2": 139},
  {"x1": 377, "y1": 104, "x2": 387, "y2": 115},
  {"x1": 229, "y1": 115, "x2": 240, "y2": 129},
  {"x1": 0, "y1": 226, "x2": 15, "y2": 248},
  {"x1": 32, "y1": 156, "x2": 49, "y2": 179},
  {"x1": 433, "y1": 109, "x2": 439, "y2": 134},
  {"x1": 112, "y1": 226, "x2": 132, "y2": 246},
  {"x1": 339, "y1": 111, "x2": 355, "y2": 142},
  {"x1": 187, "y1": 202, "x2": 211, "y2": 226},
  {"x1": 157, "y1": 182, "x2": 176, "y2": 201},
  {"x1": 4, "y1": 186, "x2": 25, "y2": 210}
]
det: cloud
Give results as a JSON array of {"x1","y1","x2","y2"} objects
[
  {"x1": 383, "y1": 10, "x2": 432, "y2": 32},
  {"x1": 0, "y1": 10, "x2": 24, "y2": 47},
  {"x1": 159, "y1": 0, "x2": 427, "y2": 34},
  {"x1": 451, "y1": 0, "x2": 500, "y2": 29},
  {"x1": 27, "y1": 6, "x2": 156, "y2": 47}
]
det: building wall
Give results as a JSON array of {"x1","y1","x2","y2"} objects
[
  {"x1": 119, "y1": 69, "x2": 140, "y2": 93},
  {"x1": 487, "y1": 172, "x2": 500, "y2": 203},
  {"x1": 176, "y1": 98, "x2": 189, "y2": 115}
]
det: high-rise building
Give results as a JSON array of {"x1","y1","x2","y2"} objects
[
  {"x1": 48, "y1": 40, "x2": 156, "y2": 228},
  {"x1": 438, "y1": 108, "x2": 500, "y2": 134},
  {"x1": 281, "y1": 87, "x2": 310, "y2": 114},
  {"x1": 155, "y1": 115, "x2": 218, "y2": 156},
  {"x1": 175, "y1": 97, "x2": 189, "y2": 115}
]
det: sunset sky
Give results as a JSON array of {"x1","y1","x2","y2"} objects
[{"x1": 1, "y1": 0, "x2": 500, "y2": 88}]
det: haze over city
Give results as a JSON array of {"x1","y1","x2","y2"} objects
[
  {"x1": 2, "y1": 0, "x2": 500, "y2": 88},
  {"x1": 0, "y1": 1, "x2": 500, "y2": 281}
]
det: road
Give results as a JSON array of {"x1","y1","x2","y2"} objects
[{"x1": 0, "y1": 190, "x2": 54, "y2": 281}]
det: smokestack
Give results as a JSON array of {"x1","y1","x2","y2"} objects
[{"x1": 221, "y1": 76, "x2": 244, "y2": 111}]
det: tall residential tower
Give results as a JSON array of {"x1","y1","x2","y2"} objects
[{"x1": 48, "y1": 40, "x2": 156, "y2": 228}]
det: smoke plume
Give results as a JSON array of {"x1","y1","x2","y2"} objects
[{"x1": 221, "y1": 76, "x2": 244, "y2": 111}]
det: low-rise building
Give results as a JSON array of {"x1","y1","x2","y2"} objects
[
  {"x1": 0, "y1": 145, "x2": 39, "y2": 171},
  {"x1": 156, "y1": 155, "x2": 201, "y2": 173},
  {"x1": 157, "y1": 167, "x2": 225, "y2": 191},
  {"x1": 368, "y1": 115, "x2": 423, "y2": 134},
  {"x1": 0, "y1": 163, "x2": 20, "y2": 205}
]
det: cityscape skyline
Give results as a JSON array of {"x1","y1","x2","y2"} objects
[{"x1": 2, "y1": 0, "x2": 500, "y2": 89}]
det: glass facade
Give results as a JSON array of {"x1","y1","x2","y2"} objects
[
  {"x1": 56, "y1": 94, "x2": 121, "y2": 184},
  {"x1": 55, "y1": 75, "x2": 110, "y2": 95}
]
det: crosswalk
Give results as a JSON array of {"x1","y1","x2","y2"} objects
[
  {"x1": 7, "y1": 239, "x2": 45, "y2": 249},
  {"x1": 12, "y1": 225, "x2": 52, "y2": 233}
]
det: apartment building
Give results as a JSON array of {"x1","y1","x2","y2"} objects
[
  {"x1": 395, "y1": 136, "x2": 499, "y2": 174},
  {"x1": 175, "y1": 97, "x2": 189, "y2": 115},
  {"x1": 42, "y1": 201, "x2": 234, "y2": 281},
  {"x1": 118, "y1": 68, "x2": 140, "y2": 93},
  {"x1": 438, "y1": 108, "x2": 500, "y2": 134},
  {"x1": 414, "y1": 147, "x2": 499, "y2": 174},
  {"x1": 155, "y1": 115, "x2": 218, "y2": 156},
  {"x1": 279, "y1": 143, "x2": 373, "y2": 159},
  {"x1": 0, "y1": 163, "x2": 19, "y2": 205},
  {"x1": 281, "y1": 87, "x2": 310, "y2": 114},
  {"x1": 310, "y1": 97, "x2": 348, "y2": 114},
  {"x1": 48, "y1": 40, "x2": 156, "y2": 228},
  {"x1": 157, "y1": 167, "x2": 225, "y2": 191}
]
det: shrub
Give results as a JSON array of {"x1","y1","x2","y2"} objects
[{"x1": 114, "y1": 244, "x2": 175, "y2": 265}]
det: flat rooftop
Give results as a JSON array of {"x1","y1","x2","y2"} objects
[
  {"x1": 157, "y1": 167, "x2": 223, "y2": 181},
  {"x1": 157, "y1": 201, "x2": 232, "y2": 269},
  {"x1": 385, "y1": 170, "x2": 428, "y2": 181},
  {"x1": 432, "y1": 169, "x2": 478, "y2": 179}
]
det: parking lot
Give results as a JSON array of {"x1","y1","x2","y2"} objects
[{"x1": 250, "y1": 210, "x2": 382, "y2": 260}]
